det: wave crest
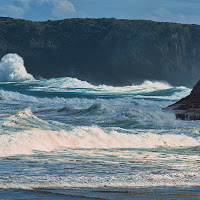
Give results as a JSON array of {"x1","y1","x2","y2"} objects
[
  {"x1": 0, "y1": 53, "x2": 34, "y2": 82},
  {"x1": 0, "y1": 110, "x2": 199, "y2": 156}
]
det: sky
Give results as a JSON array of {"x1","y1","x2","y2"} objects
[{"x1": 0, "y1": 0, "x2": 200, "y2": 24}]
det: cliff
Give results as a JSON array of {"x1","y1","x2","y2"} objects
[
  {"x1": 168, "y1": 80, "x2": 200, "y2": 120},
  {"x1": 0, "y1": 17, "x2": 200, "y2": 86}
]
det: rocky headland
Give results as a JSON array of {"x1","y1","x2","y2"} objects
[
  {"x1": 168, "y1": 80, "x2": 200, "y2": 120},
  {"x1": 1, "y1": 17, "x2": 200, "y2": 86}
]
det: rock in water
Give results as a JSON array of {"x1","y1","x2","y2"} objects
[{"x1": 168, "y1": 80, "x2": 200, "y2": 120}]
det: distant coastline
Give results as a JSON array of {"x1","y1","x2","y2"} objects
[{"x1": 0, "y1": 17, "x2": 200, "y2": 87}]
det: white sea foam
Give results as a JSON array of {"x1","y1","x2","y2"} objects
[
  {"x1": 1, "y1": 127, "x2": 199, "y2": 157},
  {"x1": 0, "y1": 89, "x2": 77, "y2": 110},
  {"x1": 0, "y1": 53, "x2": 34, "y2": 82},
  {"x1": 55, "y1": 78, "x2": 171, "y2": 91},
  {"x1": 0, "y1": 110, "x2": 199, "y2": 157},
  {"x1": 0, "y1": 53, "x2": 191, "y2": 100},
  {"x1": 37, "y1": 78, "x2": 173, "y2": 92},
  {"x1": 27, "y1": 76, "x2": 190, "y2": 98},
  {"x1": 0, "y1": 89, "x2": 189, "y2": 128},
  {"x1": 1, "y1": 172, "x2": 200, "y2": 189}
]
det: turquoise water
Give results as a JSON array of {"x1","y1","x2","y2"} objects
[
  {"x1": 0, "y1": 76, "x2": 200, "y2": 199},
  {"x1": 0, "y1": 53, "x2": 200, "y2": 198}
]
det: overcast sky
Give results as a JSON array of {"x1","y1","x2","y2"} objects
[{"x1": 0, "y1": 0, "x2": 199, "y2": 24}]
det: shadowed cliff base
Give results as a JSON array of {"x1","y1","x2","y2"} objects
[{"x1": 0, "y1": 17, "x2": 200, "y2": 87}]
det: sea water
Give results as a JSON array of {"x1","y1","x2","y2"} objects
[{"x1": 0, "y1": 54, "x2": 200, "y2": 199}]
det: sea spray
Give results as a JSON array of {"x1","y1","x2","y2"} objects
[
  {"x1": 0, "y1": 109, "x2": 199, "y2": 156},
  {"x1": 0, "y1": 125, "x2": 199, "y2": 157},
  {"x1": 0, "y1": 53, "x2": 34, "y2": 82},
  {"x1": 0, "y1": 55, "x2": 199, "y2": 194}
]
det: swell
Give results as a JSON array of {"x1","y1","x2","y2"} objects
[
  {"x1": 58, "y1": 103, "x2": 120, "y2": 116},
  {"x1": 0, "y1": 78, "x2": 191, "y2": 100},
  {"x1": 0, "y1": 88, "x2": 191, "y2": 129}
]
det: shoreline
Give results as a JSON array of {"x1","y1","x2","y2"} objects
[{"x1": 1, "y1": 186, "x2": 200, "y2": 200}]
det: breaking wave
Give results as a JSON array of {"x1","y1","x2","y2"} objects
[
  {"x1": 0, "y1": 109, "x2": 199, "y2": 156},
  {"x1": 0, "y1": 53, "x2": 34, "y2": 82},
  {"x1": 27, "y1": 77, "x2": 190, "y2": 99},
  {"x1": 0, "y1": 53, "x2": 191, "y2": 101},
  {"x1": 1, "y1": 124, "x2": 199, "y2": 157}
]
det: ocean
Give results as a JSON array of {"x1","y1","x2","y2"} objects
[{"x1": 0, "y1": 54, "x2": 200, "y2": 199}]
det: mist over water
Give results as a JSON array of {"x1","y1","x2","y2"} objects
[{"x1": 0, "y1": 53, "x2": 200, "y2": 197}]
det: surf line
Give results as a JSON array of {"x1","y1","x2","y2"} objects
[{"x1": 96, "y1": 190, "x2": 200, "y2": 196}]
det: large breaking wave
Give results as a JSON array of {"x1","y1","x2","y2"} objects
[
  {"x1": 0, "y1": 53, "x2": 195, "y2": 157},
  {"x1": 0, "y1": 53, "x2": 34, "y2": 82},
  {"x1": 0, "y1": 53, "x2": 191, "y2": 100},
  {"x1": 0, "y1": 109, "x2": 199, "y2": 156}
]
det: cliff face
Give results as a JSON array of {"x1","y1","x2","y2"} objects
[{"x1": 0, "y1": 17, "x2": 200, "y2": 86}]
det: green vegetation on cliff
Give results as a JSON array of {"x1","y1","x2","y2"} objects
[{"x1": 0, "y1": 17, "x2": 200, "y2": 86}]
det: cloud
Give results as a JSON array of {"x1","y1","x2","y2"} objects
[
  {"x1": 153, "y1": 8, "x2": 171, "y2": 17},
  {"x1": 0, "y1": 4, "x2": 25, "y2": 18},
  {"x1": 0, "y1": 0, "x2": 32, "y2": 18},
  {"x1": 163, "y1": 1, "x2": 200, "y2": 9},
  {"x1": 131, "y1": 0, "x2": 200, "y2": 25},
  {"x1": 18, "y1": 0, "x2": 32, "y2": 9},
  {"x1": 52, "y1": 1, "x2": 76, "y2": 17},
  {"x1": 144, "y1": 6, "x2": 200, "y2": 25},
  {"x1": 37, "y1": 0, "x2": 76, "y2": 18}
]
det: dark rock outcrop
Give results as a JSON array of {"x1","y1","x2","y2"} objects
[
  {"x1": 168, "y1": 80, "x2": 200, "y2": 120},
  {"x1": 1, "y1": 17, "x2": 200, "y2": 86}
]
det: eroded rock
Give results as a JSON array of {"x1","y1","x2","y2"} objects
[{"x1": 168, "y1": 80, "x2": 200, "y2": 120}]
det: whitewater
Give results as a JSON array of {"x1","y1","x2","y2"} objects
[{"x1": 0, "y1": 54, "x2": 200, "y2": 199}]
